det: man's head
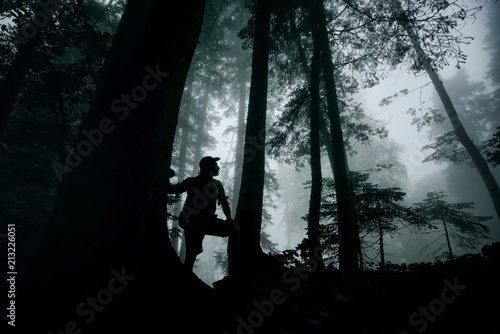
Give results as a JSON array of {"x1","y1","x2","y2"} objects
[{"x1": 199, "y1": 156, "x2": 220, "y2": 176}]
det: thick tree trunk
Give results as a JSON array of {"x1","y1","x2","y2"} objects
[
  {"x1": 19, "y1": 1, "x2": 207, "y2": 333},
  {"x1": 234, "y1": 0, "x2": 271, "y2": 257},
  {"x1": 307, "y1": 8, "x2": 324, "y2": 263},
  {"x1": 315, "y1": 0, "x2": 357, "y2": 270},
  {"x1": 395, "y1": 1, "x2": 500, "y2": 221}
]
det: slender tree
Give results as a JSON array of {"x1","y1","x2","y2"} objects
[
  {"x1": 289, "y1": 13, "x2": 336, "y2": 171},
  {"x1": 267, "y1": 0, "x2": 388, "y2": 269},
  {"x1": 307, "y1": 3, "x2": 324, "y2": 263},
  {"x1": 414, "y1": 191, "x2": 491, "y2": 261},
  {"x1": 392, "y1": 0, "x2": 500, "y2": 222},
  {"x1": 347, "y1": 0, "x2": 500, "y2": 221},
  {"x1": 314, "y1": 0, "x2": 357, "y2": 270},
  {"x1": 232, "y1": 64, "x2": 249, "y2": 210},
  {"x1": 234, "y1": 0, "x2": 272, "y2": 258},
  {"x1": 321, "y1": 173, "x2": 426, "y2": 270},
  {"x1": 362, "y1": 185, "x2": 423, "y2": 270}
]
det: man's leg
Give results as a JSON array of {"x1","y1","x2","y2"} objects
[
  {"x1": 183, "y1": 229, "x2": 204, "y2": 272},
  {"x1": 205, "y1": 218, "x2": 240, "y2": 275}
]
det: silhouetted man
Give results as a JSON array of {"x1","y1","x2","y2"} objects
[{"x1": 169, "y1": 156, "x2": 240, "y2": 275}]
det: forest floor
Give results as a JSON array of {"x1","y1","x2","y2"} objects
[
  {"x1": 30, "y1": 243, "x2": 499, "y2": 334},
  {"x1": 175, "y1": 243, "x2": 500, "y2": 334}
]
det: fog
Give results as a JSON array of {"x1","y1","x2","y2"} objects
[
  {"x1": 187, "y1": 2, "x2": 500, "y2": 285},
  {"x1": 4, "y1": 2, "x2": 499, "y2": 332}
]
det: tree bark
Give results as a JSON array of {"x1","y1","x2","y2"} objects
[
  {"x1": 315, "y1": 0, "x2": 357, "y2": 270},
  {"x1": 307, "y1": 7, "x2": 324, "y2": 263},
  {"x1": 19, "y1": 1, "x2": 207, "y2": 333},
  {"x1": 395, "y1": 0, "x2": 500, "y2": 222},
  {"x1": 232, "y1": 68, "x2": 247, "y2": 210},
  {"x1": 234, "y1": 0, "x2": 271, "y2": 257}
]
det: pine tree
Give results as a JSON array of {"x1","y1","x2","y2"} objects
[
  {"x1": 414, "y1": 191, "x2": 491, "y2": 260},
  {"x1": 320, "y1": 172, "x2": 425, "y2": 269}
]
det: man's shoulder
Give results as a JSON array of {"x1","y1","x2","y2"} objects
[{"x1": 212, "y1": 179, "x2": 224, "y2": 188}]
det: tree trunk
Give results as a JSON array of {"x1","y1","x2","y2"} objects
[
  {"x1": 234, "y1": 0, "x2": 271, "y2": 257},
  {"x1": 357, "y1": 216, "x2": 364, "y2": 270},
  {"x1": 291, "y1": 16, "x2": 336, "y2": 171},
  {"x1": 19, "y1": 1, "x2": 207, "y2": 333},
  {"x1": 307, "y1": 6, "x2": 324, "y2": 264},
  {"x1": 395, "y1": 0, "x2": 500, "y2": 221},
  {"x1": 232, "y1": 68, "x2": 247, "y2": 210},
  {"x1": 319, "y1": 115, "x2": 336, "y2": 171},
  {"x1": 441, "y1": 213, "x2": 454, "y2": 261},
  {"x1": 376, "y1": 191, "x2": 385, "y2": 270},
  {"x1": 315, "y1": 0, "x2": 357, "y2": 270},
  {"x1": 284, "y1": 200, "x2": 292, "y2": 248}
]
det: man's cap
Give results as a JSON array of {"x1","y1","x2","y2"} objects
[{"x1": 199, "y1": 156, "x2": 220, "y2": 170}]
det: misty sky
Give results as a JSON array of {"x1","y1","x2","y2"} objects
[{"x1": 206, "y1": 2, "x2": 493, "y2": 181}]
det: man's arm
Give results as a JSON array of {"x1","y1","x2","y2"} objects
[{"x1": 168, "y1": 177, "x2": 193, "y2": 195}]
